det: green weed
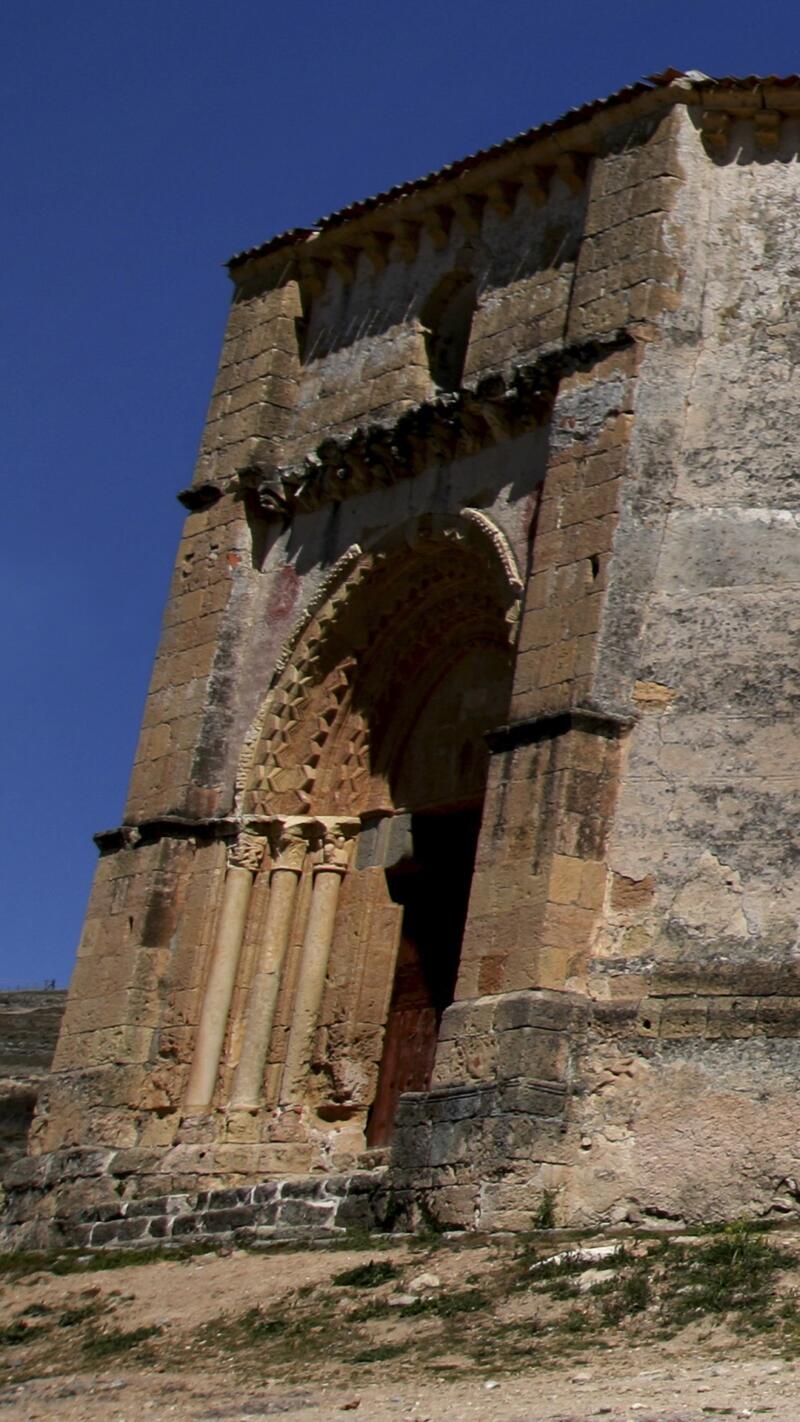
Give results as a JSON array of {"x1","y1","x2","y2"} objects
[
  {"x1": 0, "y1": 1321, "x2": 48, "y2": 1347},
  {"x1": 400, "y1": 1287, "x2": 490, "y2": 1317},
  {"x1": 331, "y1": 1259, "x2": 400, "y2": 1288},
  {"x1": 58, "y1": 1302, "x2": 104, "y2": 1328},
  {"x1": 82, "y1": 1324, "x2": 162, "y2": 1359},
  {"x1": 661, "y1": 1220, "x2": 791, "y2": 1323}
]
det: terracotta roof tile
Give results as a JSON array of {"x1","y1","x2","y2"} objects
[{"x1": 227, "y1": 70, "x2": 800, "y2": 272}]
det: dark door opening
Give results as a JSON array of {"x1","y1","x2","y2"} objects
[{"x1": 366, "y1": 806, "x2": 481, "y2": 1148}]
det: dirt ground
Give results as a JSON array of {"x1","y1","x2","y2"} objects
[{"x1": 2, "y1": 1227, "x2": 800, "y2": 1421}]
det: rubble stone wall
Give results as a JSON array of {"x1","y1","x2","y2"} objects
[{"x1": 0, "y1": 992, "x2": 66, "y2": 1179}]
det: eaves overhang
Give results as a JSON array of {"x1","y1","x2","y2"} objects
[{"x1": 226, "y1": 67, "x2": 800, "y2": 284}]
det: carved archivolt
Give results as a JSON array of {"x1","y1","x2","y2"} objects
[{"x1": 238, "y1": 510, "x2": 521, "y2": 818}]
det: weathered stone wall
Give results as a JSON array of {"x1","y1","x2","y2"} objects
[
  {"x1": 566, "y1": 109, "x2": 800, "y2": 1227},
  {"x1": 15, "y1": 79, "x2": 800, "y2": 1247},
  {"x1": 0, "y1": 992, "x2": 66, "y2": 1178}
]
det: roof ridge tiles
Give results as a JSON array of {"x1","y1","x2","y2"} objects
[{"x1": 226, "y1": 70, "x2": 800, "y2": 274}]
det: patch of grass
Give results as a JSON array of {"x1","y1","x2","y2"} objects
[
  {"x1": 400, "y1": 1287, "x2": 490, "y2": 1318},
  {"x1": 599, "y1": 1266, "x2": 651, "y2": 1323},
  {"x1": 228, "y1": 1307, "x2": 291, "y2": 1342},
  {"x1": 350, "y1": 1341, "x2": 407, "y2": 1363},
  {"x1": 58, "y1": 1302, "x2": 104, "y2": 1328},
  {"x1": 0, "y1": 1250, "x2": 62, "y2": 1279},
  {"x1": 205, "y1": 1301, "x2": 344, "y2": 1365},
  {"x1": 0, "y1": 1242, "x2": 217, "y2": 1279},
  {"x1": 331, "y1": 1259, "x2": 400, "y2": 1288},
  {"x1": 562, "y1": 1308, "x2": 591, "y2": 1333},
  {"x1": 528, "y1": 1250, "x2": 596, "y2": 1284},
  {"x1": 82, "y1": 1324, "x2": 162, "y2": 1359},
  {"x1": 548, "y1": 1278, "x2": 581, "y2": 1300},
  {"x1": 661, "y1": 1220, "x2": 792, "y2": 1324},
  {"x1": 0, "y1": 1321, "x2": 49, "y2": 1346}
]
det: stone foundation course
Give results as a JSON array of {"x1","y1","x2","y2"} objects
[{"x1": 1, "y1": 1160, "x2": 391, "y2": 1251}]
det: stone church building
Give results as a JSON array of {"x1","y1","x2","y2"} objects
[{"x1": 8, "y1": 68, "x2": 800, "y2": 1245}]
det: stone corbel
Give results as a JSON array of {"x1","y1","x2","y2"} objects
[
  {"x1": 330, "y1": 246, "x2": 360, "y2": 284},
  {"x1": 392, "y1": 220, "x2": 422, "y2": 261},
  {"x1": 296, "y1": 254, "x2": 329, "y2": 297},
  {"x1": 421, "y1": 206, "x2": 452, "y2": 251},
  {"x1": 754, "y1": 110, "x2": 781, "y2": 150},
  {"x1": 520, "y1": 166, "x2": 551, "y2": 207},
  {"x1": 356, "y1": 231, "x2": 393, "y2": 273},
  {"x1": 555, "y1": 153, "x2": 589, "y2": 194},
  {"x1": 452, "y1": 193, "x2": 485, "y2": 235},
  {"x1": 700, "y1": 109, "x2": 730, "y2": 152},
  {"x1": 256, "y1": 469, "x2": 292, "y2": 516},
  {"x1": 486, "y1": 179, "x2": 521, "y2": 218}
]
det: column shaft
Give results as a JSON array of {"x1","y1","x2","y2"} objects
[
  {"x1": 184, "y1": 833, "x2": 264, "y2": 1112},
  {"x1": 280, "y1": 866, "x2": 344, "y2": 1104},
  {"x1": 230, "y1": 866, "x2": 301, "y2": 1108}
]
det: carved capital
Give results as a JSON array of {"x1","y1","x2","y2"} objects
[
  {"x1": 312, "y1": 816, "x2": 361, "y2": 874},
  {"x1": 228, "y1": 830, "x2": 268, "y2": 874},
  {"x1": 267, "y1": 815, "x2": 316, "y2": 872}
]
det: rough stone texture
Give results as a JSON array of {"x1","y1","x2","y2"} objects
[
  {"x1": 10, "y1": 77, "x2": 800, "y2": 1246},
  {"x1": 0, "y1": 992, "x2": 66, "y2": 1180}
]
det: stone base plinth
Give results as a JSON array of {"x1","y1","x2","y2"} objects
[{"x1": 8, "y1": 982, "x2": 800, "y2": 1247}]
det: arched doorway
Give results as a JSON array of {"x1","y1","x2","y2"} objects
[{"x1": 236, "y1": 512, "x2": 520, "y2": 1145}]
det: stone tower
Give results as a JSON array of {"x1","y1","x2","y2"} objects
[{"x1": 8, "y1": 69, "x2": 800, "y2": 1245}]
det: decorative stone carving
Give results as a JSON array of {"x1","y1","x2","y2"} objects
[
  {"x1": 314, "y1": 817, "x2": 361, "y2": 874},
  {"x1": 236, "y1": 512, "x2": 523, "y2": 819},
  {"x1": 235, "y1": 331, "x2": 631, "y2": 516},
  {"x1": 228, "y1": 830, "x2": 267, "y2": 874},
  {"x1": 267, "y1": 816, "x2": 315, "y2": 872}
]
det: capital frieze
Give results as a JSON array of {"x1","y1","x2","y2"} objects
[
  {"x1": 267, "y1": 815, "x2": 317, "y2": 872},
  {"x1": 312, "y1": 816, "x2": 361, "y2": 874},
  {"x1": 227, "y1": 829, "x2": 268, "y2": 874}
]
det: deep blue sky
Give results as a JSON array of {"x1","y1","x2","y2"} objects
[{"x1": 2, "y1": 1, "x2": 795, "y2": 986}]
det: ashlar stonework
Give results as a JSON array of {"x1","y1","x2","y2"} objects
[{"x1": 9, "y1": 67, "x2": 800, "y2": 1246}]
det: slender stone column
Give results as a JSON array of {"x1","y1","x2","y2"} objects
[
  {"x1": 280, "y1": 817, "x2": 360, "y2": 1105},
  {"x1": 229, "y1": 817, "x2": 312, "y2": 1109},
  {"x1": 184, "y1": 829, "x2": 267, "y2": 1112}
]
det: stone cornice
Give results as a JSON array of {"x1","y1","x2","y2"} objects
[
  {"x1": 94, "y1": 812, "x2": 364, "y2": 858},
  {"x1": 225, "y1": 76, "x2": 800, "y2": 299},
  {"x1": 485, "y1": 705, "x2": 635, "y2": 754},
  {"x1": 94, "y1": 813, "x2": 293, "y2": 854},
  {"x1": 226, "y1": 74, "x2": 697, "y2": 287},
  {"x1": 235, "y1": 329, "x2": 633, "y2": 518}
]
